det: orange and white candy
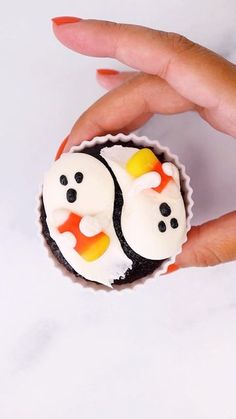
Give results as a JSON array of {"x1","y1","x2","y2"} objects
[
  {"x1": 126, "y1": 148, "x2": 173, "y2": 193},
  {"x1": 57, "y1": 212, "x2": 110, "y2": 262}
]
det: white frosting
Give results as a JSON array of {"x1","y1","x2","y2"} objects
[
  {"x1": 53, "y1": 208, "x2": 71, "y2": 225},
  {"x1": 43, "y1": 152, "x2": 132, "y2": 287},
  {"x1": 162, "y1": 162, "x2": 180, "y2": 187},
  {"x1": 162, "y1": 162, "x2": 173, "y2": 177},
  {"x1": 127, "y1": 172, "x2": 161, "y2": 199},
  {"x1": 56, "y1": 231, "x2": 76, "y2": 248},
  {"x1": 79, "y1": 215, "x2": 102, "y2": 237},
  {"x1": 101, "y1": 146, "x2": 187, "y2": 260}
]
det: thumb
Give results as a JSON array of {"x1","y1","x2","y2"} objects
[{"x1": 176, "y1": 211, "x2": 236, "y2": 268}]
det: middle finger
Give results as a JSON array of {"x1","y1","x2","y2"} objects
[{"x1": 66, "y1": 73, "x2": 194, "y2": 150}]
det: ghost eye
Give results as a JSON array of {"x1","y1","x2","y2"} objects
[
  {"x1": 60, "y1": 175, "x2": 68, "y2": 185},
  {"x1": 74, "y1": 172, "x2": 83, "y2": 183}
]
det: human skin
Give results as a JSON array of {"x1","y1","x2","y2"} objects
[{"x1": 51, "y1": 17, "x2": 236, "y2": 271}]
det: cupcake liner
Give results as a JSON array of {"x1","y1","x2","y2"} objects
[{"x1": 37, "y1": 133, "x2": 193, "y2": 292}]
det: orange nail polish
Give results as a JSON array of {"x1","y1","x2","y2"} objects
[
  {"x1": 52, "y1": 16, "x2": 82, "y2": 26},
  {"x1": 97, "y1": 69, "x2": 119, "y2": 76},
  {"x1": 165, "y1": 263, "x2": 180, "y2": 275},
  {"x1": 55, "y1": 136, "x2": 69, "y2": 161}
]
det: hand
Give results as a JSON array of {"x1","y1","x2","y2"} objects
[{"x1": 52, "y1": 17, "x2": 236, "y2": 271}]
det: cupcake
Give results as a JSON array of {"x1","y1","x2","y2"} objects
[{"x1": 39, "y1": 134, "x2": 193, "y2": 288}]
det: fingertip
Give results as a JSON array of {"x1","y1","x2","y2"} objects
[
  {"x1": 63, "y1": 134, "x2": 76, "y2": 152},
  {"x1": 96, "y1": 69, "x2": 120, "y2": 76},
  {"x1": 96, "y1": 69, "x2": 120, "y2": 90},
  {"x1": 51, "y1": 17, "x2": 84, "y2": 52},
  {"x1": 51, "y1": 16, "x2": 82, "y2": 26},
  {"x1": 96, "y1": 69, "x2": 138, "y2": 90},
  {"x1": 64, "y1": 127, "x2": 90, "y2": 152},
  {"x1": 163, "y1": 263, "x2": 180, "y2": 275},
  {"x1": 55, "y1": 136, "x2": 69, "y2": 160},
  {"x1": 62, "y1": 142, "x2": 71, "y2": 153}
]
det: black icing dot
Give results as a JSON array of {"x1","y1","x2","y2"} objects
[
  {"x1": 74, "y1": 172, "x2": 83, "y2": 184},
  {"x1": 158, "y1": 220, "x2": 166, "y2": 233},
  {"x1": 170, "y1": 218, "x2": 179, "y2": 229},
  {"x1": 67, "y1": 188, "x2": 77, "y2": 203},
  {"x1": 60, "y1": 175, "x2": 68, "y2": 186},
  {"x1": 159, "y1": 202, "x2": 171, "y2": 217}
]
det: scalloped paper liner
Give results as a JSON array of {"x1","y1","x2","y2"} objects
[{"x1": 37, "y1": 133, "x2": 193, "y2": 292}]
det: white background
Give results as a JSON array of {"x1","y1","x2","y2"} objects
[{"x1": 1, "y1": 1, "x2": 236, "y2": 418}]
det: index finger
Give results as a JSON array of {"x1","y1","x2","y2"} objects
[{"x1": 53, "y1": 19, "x2": 236, "y2": 113}]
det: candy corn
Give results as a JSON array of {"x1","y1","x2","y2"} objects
[
  {"x1": 126, "y1": 148, "x2": 173, "y2": 193},
  {"x1": 58, "y1": 212, "x2": 110, "y2": 262}
]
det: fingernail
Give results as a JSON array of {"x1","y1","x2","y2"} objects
[
  {"x1": 97, "y1": 69, "x2": 120, "y2": 76},
  {"x1": 55, "y1": 136, "x2": 69, "y2": 161},
  {"x1": 51, "y1": 16, "x2": 82, "y2": 26},
  {"x1": 164, "y1": 263, "x2": 180, "y2": 275}
]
